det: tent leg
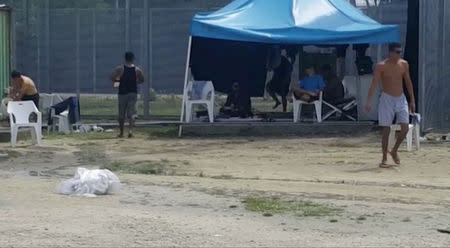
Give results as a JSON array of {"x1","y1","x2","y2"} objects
[{"x1": 178, "y1": 36, "x2": 193, "y2": 138}]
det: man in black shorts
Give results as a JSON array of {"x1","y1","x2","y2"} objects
[{"x1": 110, "y1": 52, "x2": 145, "y2": 138}]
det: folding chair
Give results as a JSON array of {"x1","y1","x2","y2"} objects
[
  {"x1": 185, "y1": 81, "x2": 215, "y2": 123},
  {"x1": 292, "y1": 91, "x2": 323, "y2": 123},
  {"x1": 322, "y1": 98, "x2": 357, "y2": 121},
  {"x1": 322, "y1": 77, "x2": 357, "y2": 121},
  {"x1": 7, "y1": 101, "x2": 42, "y2": 147}
]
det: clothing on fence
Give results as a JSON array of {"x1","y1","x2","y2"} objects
[{"x1": 48, "y1": 96, "x2": 80, "y2": 126}]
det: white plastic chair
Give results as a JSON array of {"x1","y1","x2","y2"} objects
[
  {"x1": 7, "y1": 101, "x2": 42, "y2": 147},
  {"x1": 41, "y1": 93, "x2": 71, "y2": 134},
  {"x1": 389, "y1": 114, "x2": 421, "y2": 152},
  {"x1": 293, "y1": 91, "x2": 323, "y2": 123},
  {"x1": 184, "y1": 81, "x2": 215, "y2": 123},
  {"x1": 50, "y1": 109, "x2": 70, "y2": 134}
]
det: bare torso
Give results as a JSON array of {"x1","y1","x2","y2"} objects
[
  {"x1": 378, "y1": 59, "x2": 408, "y2": 97},
  {"x1": 21, "y1": 76, "x2": 38, "y2": 96},
  {"x1": 11, "y1": 76, "x2": 38, "y2": 100}
]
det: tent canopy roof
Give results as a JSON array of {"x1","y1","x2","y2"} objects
[{"x1": 191, "y1": 0, "x2": 399, "y2": 45}]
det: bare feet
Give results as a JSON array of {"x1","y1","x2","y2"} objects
[
  {"x1": 379, "y1": 160, "x2": 392, "y2": 168},
  {"x1": 389, "y1": 151, "x2": 401, "y2": 165}
]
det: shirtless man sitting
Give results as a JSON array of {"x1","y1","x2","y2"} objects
[
  {"x1": 8, "y1": 70, "x2": 40, "y2": 108},
  {"x1": 365, "y1": 43, "x2": 416, "y2": 168}
]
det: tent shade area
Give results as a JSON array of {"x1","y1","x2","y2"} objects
[{"x1": 179, "y1": 0, "x2": 401, "y2": 133}]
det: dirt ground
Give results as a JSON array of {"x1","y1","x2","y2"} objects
[{"x1": 0, "y1": 130, "x2": 449, "y2": 247}]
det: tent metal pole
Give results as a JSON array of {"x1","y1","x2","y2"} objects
[{"x1": 178, "y1": 36, "x2": 193, "y2": 137}]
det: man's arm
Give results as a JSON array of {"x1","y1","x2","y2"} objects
[
  {"x1": 136, "y1": 67, "x2": 145, "y2": 84},
  {"x1": 7, "y1": 83, "x2": 14, "y2": 98},
  {"x1": 293, "y1": 85, "x2": 317, "y2": 96},
  {"x1": 314, "y1": 77, "x2": 326, "y2": 95},
  {"x1": 8, "y1": 82, "x2": 22, "y2": 101},
  {"x1": 403, "y1": 62, "x2": 416, "y2": 113},
  {"x1": 365, "y1": 63, "x2": 382, "y2": 112},
  {"x1": 110, "y1": 66, "x2": 123, "y2": 84}
]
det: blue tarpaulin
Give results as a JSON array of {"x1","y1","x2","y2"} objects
[{"x1": 191, "y1": 0, "x2": 400, "y2": 44}]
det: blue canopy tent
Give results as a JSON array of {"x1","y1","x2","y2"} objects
[
  {"x1": 191, "y1": 0, "x2": 399, "y2": 44},
  {"x1": 179, "y1": 0, "x2": 400, "y2": 126}
]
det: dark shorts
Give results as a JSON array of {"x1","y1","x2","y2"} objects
[
  {"x1": 266, "y1": 77, "x2": 290, "y2": 97},
  {"x1": 22, "y1": 94, "x2": 40, "y2": 109},
  {"x1": 118, "y1": 93, "x2": 137, "y2": 121}
]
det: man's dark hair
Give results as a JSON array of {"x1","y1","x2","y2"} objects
[
  {"x1": 388, "y1": 43, "x2": 402, "y2": 52},
  {"x1": 125, "y1": 52, "x2": 135, "y2": 62},
  {"x1": 11, "y1": 70, "x2": 21, "y2": 79}
]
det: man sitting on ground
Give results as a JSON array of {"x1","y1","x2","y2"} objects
[
  {"x1": 8, "y1": 70, "x2": 40, "y2": 108},
  {"x1": 290, "y1": 65, "x2": 326, "y2": 102}
]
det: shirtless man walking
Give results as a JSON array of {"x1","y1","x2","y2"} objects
[{"x1": 365, "y1": 43, "x2": 416, "y2": 168}]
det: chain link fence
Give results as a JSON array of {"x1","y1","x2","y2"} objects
[{"x1": 0, "y1": 0, "x2": 230, "y2": 121}]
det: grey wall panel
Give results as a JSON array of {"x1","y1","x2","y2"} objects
[{"x1": 419, "y1": 0, "x2": 450, "y2": 132}]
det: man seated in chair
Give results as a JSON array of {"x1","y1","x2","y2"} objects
[
  {"x1": 8, "y1": 70, "x2": 39, "y2": 108},
  {"x1": 320, "y1": 64, "x2": 344, "y2": 103},
  {"x1": 290, "y1": 65, "x2": 326, "y2": 102}
]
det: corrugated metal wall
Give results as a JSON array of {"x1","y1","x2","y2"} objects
[
  {"x1": 419, "y1": 0, "x2": 450, "y2": 132},
  {"x1": 0, "y1": 7, "x2": 11, "y2": 99}
]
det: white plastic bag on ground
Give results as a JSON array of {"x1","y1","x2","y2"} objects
[{"x1": 56, "y1": 167, "x2": 121, "y2": 197}]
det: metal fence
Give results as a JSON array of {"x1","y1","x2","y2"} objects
[
  {"x1": 0, "y1": 0, "x2": 230, "y2": 119},
  {"x1": 419, "y1": 0, "x2": 450, "y2": 132},
  {"x1": 16, "y1": 7, "x2": 200, "y2": 94}
]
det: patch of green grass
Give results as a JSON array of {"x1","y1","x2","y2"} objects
[
  {"x1": 79, "y1": 95, "x2": 183, "y2": 118},
  {"x1": 75, "y1": 145, "x2": 107, "y2": 164},
  {"x1": 146, "y1": 127, "x2": 179, "y2": 138},
  {"x1": 78, "y1": 94, "x2": 282, "y2": 120},
  {"x1": 244, "y1": 197, "x2": 342, "y2": 217},
  {"x1": 103, "y1": 160, "x2": 174, "y2": 175}
]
